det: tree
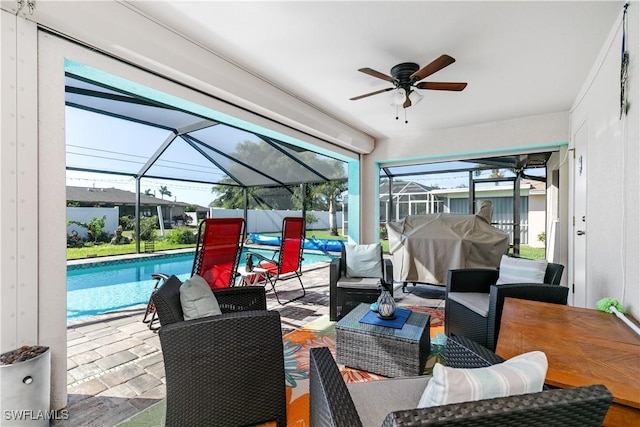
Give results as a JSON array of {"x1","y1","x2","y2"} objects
[
  {"x1": 158, "y1": 185, "x2": 172, "y2": 200},
  {"x1": 307, "y1": 180, "x2": 347, "y2": 236},
  {"x1": 67, "y1": 215, "x2": 107, "y2": 243},
  {"x1": 144, "y1": 189, "x2": 153, "y2": 196},
  {"x1": 211, "y1": 140, "x2": 348, "y2": 218},
  {"x1": 474, "y1": 166, "x2": 506, "y2": 179}
]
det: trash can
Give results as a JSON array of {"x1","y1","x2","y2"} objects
[{"x1": 0, "y1": 346, "x2": 50, "y2": 427}]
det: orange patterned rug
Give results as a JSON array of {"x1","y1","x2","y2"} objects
[{"x1": 267, "y1": 306, "x2": 445, "y2": 427}]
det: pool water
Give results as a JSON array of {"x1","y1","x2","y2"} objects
[{"x1": 67, "y1": 248, "x2": 334, "y2": 321}]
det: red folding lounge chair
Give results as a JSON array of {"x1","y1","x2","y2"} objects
[
  {"x1": 193, "y1": 217, "x2": 246, "y2": 289},
  {"x1": 143, "y1": 217, "x2": 245, "y2": 330},
  {"x1": 248, "y1": 216, "x2": 306, "y2": 305}
]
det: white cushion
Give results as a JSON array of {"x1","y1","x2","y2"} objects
[
  {"x1": 345, "y1": 243, "x2": 383, "y2": 278},
  {"x1": 336, "y1": 276, "x2": 381, "y2": 289},
  {"x1": 447, "y1": 292, "x2": 490, "y2": 317},
  {"x1": 418, "y1": 351, "x2": 547, "y2": 408},
  {"x1": 496, "y1": 255, "x2": 548, "y2": 285},
  {"x1": 348, "y1": 376, "x2": 430, "y2": 427},
  {"x1": 180, "y1": 274, "x2": 222, "y2": 320}
]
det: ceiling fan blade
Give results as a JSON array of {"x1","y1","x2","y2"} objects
[
  {"x1": 350, "y1": 87, "x2": 394, "y2": 101},
  {"x1": 410, "y1": 54, "x2": 456, "y2": 82},
  {"x1": 403, "y1": 96, "x2": 411, "y2": 108},
  {"x1": 358, "y1": 67, "x2": 396, "y2": 83},
  {"x1": 415, "y1": 81, "x2": 468, "y2": 91}
]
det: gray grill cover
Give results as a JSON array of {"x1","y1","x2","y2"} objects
[{"x1": 386, "y1": 210, "x2": 509, "y2": 285}]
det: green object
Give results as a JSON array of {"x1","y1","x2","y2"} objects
[{"x1": 595, "y1": 297, "x2": 625, "y2": 314}]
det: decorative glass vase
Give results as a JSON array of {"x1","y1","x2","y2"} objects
[{"x1": 377, "y1": 289, "x2": 396, "y2": 318}]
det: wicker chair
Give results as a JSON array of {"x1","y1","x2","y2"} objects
[
  {"x1": 329, "y1": 244, "x2": 394, "y2": 321},
  {"x1": 151, "y1": 275, "x2": 287, "y2": 427},
  {"x1": 445, "y1": 262, "x2": 566, "y2": 351},
  {"x1": 309, "y1": 335, "x2": 612, "y2": 427}
]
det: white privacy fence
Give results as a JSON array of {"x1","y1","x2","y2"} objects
[
  {"x1": 66, "y1": 207, "x2": 343, "y2": 237},
  {"x1": 66, "y1": 207, "x2": 120, "y2": 238},
  {"x1": 210, "y1": 209, "x2": 344, "y2": 233}
]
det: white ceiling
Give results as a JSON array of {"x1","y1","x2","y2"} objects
[{"x1": 129, "y1": 1, "x2": 622, "y2": 141}]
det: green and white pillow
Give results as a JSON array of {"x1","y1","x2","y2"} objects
[
  {"x1": 418, "y1": 351, "x2": 547, "y2": 407},
  {"x1": 496, "y1": 255, "x2": 548, "y2": 285},
  {"x1": 180, "y1": 274, "x2": 222, "y2": 320}
]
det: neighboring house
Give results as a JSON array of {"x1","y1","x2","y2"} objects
[
  {"x1": 377, "y1": 180, "x2": 546, "y2": 247},
  {"x1": 66, "y1": 186, "x2": 209, "y2": 227}
]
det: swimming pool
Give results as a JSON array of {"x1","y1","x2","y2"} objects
[{"x1": 67, "y1": 248, "x2": 334, "y2": 321}]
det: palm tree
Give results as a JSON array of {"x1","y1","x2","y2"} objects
[
  {"x1": 158, "y1": 185, "x2": 172, "y2": 200},
  {"x1": 309, "y1": 180, "x2": 347, "y2": 236}
]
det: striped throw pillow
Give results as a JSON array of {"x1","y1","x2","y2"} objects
[
  {"x1": 418, "y1": 351, "x2": 547, "y2": 408},
  {"x1": 496, "y1": 255, "x2": 548, "y2": 285}
]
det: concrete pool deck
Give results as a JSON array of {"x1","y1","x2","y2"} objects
[{"x1": 55, "y1": 260, "x2": 445, "y2": 427}]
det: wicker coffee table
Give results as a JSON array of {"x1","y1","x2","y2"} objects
[{"x1": 335, "y1": 303, "x2": 430, "y2": 377}]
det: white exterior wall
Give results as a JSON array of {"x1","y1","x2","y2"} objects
[
  {"x1": 570, "y1": 7, "x2": 639, "y2": 316},
  {"x1": 527, "y1": 193, "x2": 546, "y2": 248}
]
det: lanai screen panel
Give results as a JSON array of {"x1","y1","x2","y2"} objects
[
  {"x1": 187, "y1": 125, "x2": 333, "y2": 187},
  {"x1": 144, "y1": 136, "x2": 235, "y2": 184},
  {"x1": 66, "y1": 106, "x2": 174, "y2": 175},
  {"x1": 65, "y1": 72, "x2": 347, "y2": 188}
]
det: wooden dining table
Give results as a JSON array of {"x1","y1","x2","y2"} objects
[{"x1": 496, "y1": 298, "x2": 640, "y2": 427}]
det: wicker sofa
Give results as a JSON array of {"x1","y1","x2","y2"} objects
[
  {"x1": 151, "y1": 274, "x2": 287, "y2": 427},
  {"x1": 309, "y1": 335, "x2": 612, "y2": 427}
]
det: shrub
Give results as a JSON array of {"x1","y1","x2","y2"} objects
[
  {"x1": 537, "y1": 231, "x2": 546, "y2": 243},
  {"x1": 380, "y1": 225, "x2": 388, "y2": 240},
  {"x1": 166, "y1": 227, "x2": 197, "y2": 245},
  {"x1": 67, "y1": 215, "x2": 106, "y2": 243},
  {"x1": 119, "y1": 215, "x2": 136, "y2": 231},
  {"x1": 67, "y1": 230, "x2": 85, "y2": 248},
  {"x1": 305, "y1": 212, "x2": 319, "y2": 225},
  {"x1": 138, "y1": 216, "x2": 159, "y2": 241}
]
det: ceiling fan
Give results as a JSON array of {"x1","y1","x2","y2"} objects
[{"x1": 350, "y1": 54, "x2": 467, "y2": 108}]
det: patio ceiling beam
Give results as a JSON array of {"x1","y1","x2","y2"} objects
[
  {"x1": 136, "y1": 131, "x2": 178, "y2": 178},
  {"x1": 65, "y1": 101, "x2": 175, "y2": 132},
  {"x1": 182, "y1": 134, "x2": 287, "y2": 188},
  {"x1": 65, "y1": 84, "x2": 173, "y2": 109},
  {"x1": 175, "y1": 119, "x2": 220, "y2": 135}
]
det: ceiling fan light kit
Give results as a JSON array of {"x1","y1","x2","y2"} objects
[
  {"x1": 351, "y1": 54, "x2": 468, "y2": 123},
  {"x1": 392, "y1": 89, "x2": 406, "y2": 105}
]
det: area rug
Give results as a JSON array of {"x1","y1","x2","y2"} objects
[
  {"x1": 269, "y1": 305, "x2": 445, "y2": 427},
  {"x1": 119, "y1": 306, "x2": 445, "y2": 427}
]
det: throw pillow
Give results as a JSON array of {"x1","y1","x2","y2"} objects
[
  {"x1": 345, "y1": 243, "x2": 383, "y2": 278},
  {"x1": 496, "y1": 255, "x2": 548, "y2": 285},
  {"x1": 418, "y1": 350, "x2": 547, "y2": 408},
  {"x1": 180, "y1": 274, "x2": 222, "y2": 320}
]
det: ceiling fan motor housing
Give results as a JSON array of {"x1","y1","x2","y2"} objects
[{"x1": 391, "y1": 62, "x2": 420, "y2": 90}]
